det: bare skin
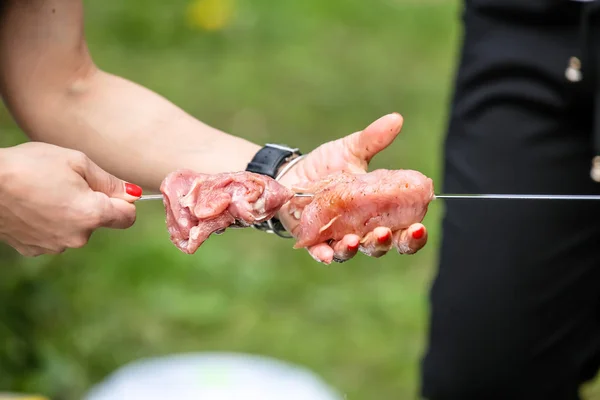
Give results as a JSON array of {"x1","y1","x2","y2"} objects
[
  {"x1": 277, "y1": 114, "x2": 428, "y2": 264},
  {"x1": 0, "y1": 0, "x2": 428, "y2": 261},
  {"x1": 0, "y1": 142, "x2": 138, "y2": 256}
]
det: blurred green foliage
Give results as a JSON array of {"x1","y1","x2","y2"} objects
[{"x1": 2, "y1": 0, "x2": 599, "y2": 399}]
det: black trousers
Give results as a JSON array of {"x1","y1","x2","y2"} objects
[{"x1": 421, "y1": 2, "x2": 600, "y2": 400}]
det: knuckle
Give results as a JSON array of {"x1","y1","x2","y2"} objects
[
  {"x1": 90, "y1": 209, "x2": 105, "y2": 227},
  {"x1": 18, "y1": 247, "x2": 42, "y2": 257},
  {"x1": 67, "y1": 235, "x2": 89, "y2": 249},
  {"x1": 82, "y1": 201, "x2": 106, "y2": 227},
  {"x1": 106, "y1": 176, "x2": 120, "y2": 194},
  {"x1": 69, "y1": 150, "x2": 89, "y2": 170},
  {"x1": 0, "y1": 164, "x2": 17, "y2": 186},
  {"x1": 47, "y1": 246, "x2": 67, "y2": 255}
]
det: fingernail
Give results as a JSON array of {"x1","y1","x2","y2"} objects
[
  {"x1": 348, "y1": 242, "x2": 359, "y2": 251},
  {"x1": 412, "y1": 227, "x2": 425, "y2": 240},
  {"x1": 377, "y1": 232, "x2": 391, "y2": 244},
  {"x1": 125, "y1": 183, "x2": 143, "y2": 197}
]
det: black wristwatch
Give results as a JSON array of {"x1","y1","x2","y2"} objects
[{"x1": 246, "y1": 143, "x2": 302, "y2": 237}]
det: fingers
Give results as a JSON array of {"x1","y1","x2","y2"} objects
[
  {"x1": 308, "y1": 234, "x2": 361, "y2": 264},
  {"x1": 70, "y1": 151, "x2": 142, "y2": 202},
  {"x1": 358, "y1": 224, "x2": 427, "y2": 256},
  {"x1": 15, "y1": 195, "x2": 138, "y2": 258},
  {"x1": 9, "y1": 239, "x2": 66, "y2": 257},
  {"x1": 81, "y1": 192, "x2": 137, "y2": 230},
  {"x1": 345, "y1": 113, "x2": 404, "y2": 164},
  {"x1": 393, "y1": 223, "x2": 428, "y2": 254},
  {"x1": 307, "y1": 242, "x2": 335, "y2": 265},
  {"x1": 358, "y1": 227, "x2": 394, "y2": 258},
  {"x1": 15, "y1": 245, "x2": 51, "y2": 257},
  {"x1": 67, "y1": 152, "x2": 138, "y2": 229},
  {"x1": 306, "y1": 224, "x2": 427, "y2": 264},
  {"x1": 330, "y1": 234, "x2": 360, "y2": 262},
  {"x1": 307, "y1": 228, "x2": 394, "y2": 265}
]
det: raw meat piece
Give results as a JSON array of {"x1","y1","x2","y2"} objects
[
  {"x1": 160, "y1": 170, "x2": 294, "y2": 254},
  {"x1": 289, "y1": 169, "x2": 434, "y2": 249}
]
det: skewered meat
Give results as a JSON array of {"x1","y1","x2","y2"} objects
[
  {"x1": 289, "y1": 169, "x2": 434, "y2": 249},
  {"x1": 160, "y1": 170, "x2": 294, "y2": 254}
]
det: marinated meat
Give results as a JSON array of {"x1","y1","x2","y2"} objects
[
  {"x1": 289, "y1": 169, "x2": 434, "y2": 249},
  {"x1": 160, "y1": 170, "x2": 294, "y2": 254}
]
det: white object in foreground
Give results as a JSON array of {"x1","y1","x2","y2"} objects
[{"x1": 85, "y1": 352, "x2": 344, "y2": 400}]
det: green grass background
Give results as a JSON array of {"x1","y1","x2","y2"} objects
[{"x1": 1, "y1": 0, "x2": 599, "y2": 399}]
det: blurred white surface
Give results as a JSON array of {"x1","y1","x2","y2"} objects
[{"x1": 85, "y1": 352, "x2": 344, "y2": 400}]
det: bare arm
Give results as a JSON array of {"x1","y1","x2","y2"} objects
[
  {"x1": 0, "y1": 0, "x2": 260, "y2": 191},
  {"x1": 0, "y1": 1, "x2": 429, "y2": 263}
]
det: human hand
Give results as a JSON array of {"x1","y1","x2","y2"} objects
[
  {"x1": 277, "y1": 113, "x2": 429, "y2": 264},
  {"x1": 0, "y1": 142, "x2": 142, "y2": 257}
]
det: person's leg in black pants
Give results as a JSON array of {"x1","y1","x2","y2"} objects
[{"x1": 421, "y1": 3, "x2": 600, "y2": 400}]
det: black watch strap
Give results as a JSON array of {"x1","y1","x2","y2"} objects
[
  {"x1": 245, "y1": 144, "x2": 302, "y2": 237},
  {"x1": 246, "y1": 143, "x2": 301, "y2": 178}
]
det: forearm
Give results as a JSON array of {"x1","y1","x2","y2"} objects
[
  {"x1": 0, "y1": 0, "x2": 260, "y2": 191},
  {"x1": 13, "y1": 69, "x2": 260, "y2": 190}
]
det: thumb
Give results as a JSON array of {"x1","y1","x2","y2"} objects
[
  {"x1": 80, "y1": 158, "x2": 142, "y2": 202},
  {"x1": 103, "y1": 198, "x2": 137, "y2": 229},
  {"x1": 90, "y1": 193, "x2": 137, "y2": 230},
  {"x1": 345, "y1": 113, "x2": 403, "y2": 164}
]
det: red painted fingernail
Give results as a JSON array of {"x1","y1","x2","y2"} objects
[
  {"x1": 412, "y1": 227, "x2": 425, "y2": 240},
  {"x1": 377, "y1": 232, "x2": 391, "y2": 244},
  {"x1": 125, "y1": 183, "x2": 143, "y2": 197},
  {"x1": 348, "y1": 242, "x2": 359, "y2": 252}
]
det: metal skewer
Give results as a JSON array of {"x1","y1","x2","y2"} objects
[
  {"x1": 433, "y1": 194, "x2": 600, "y2": 200},
  {"x1": 137, "y1": 193, "x2": 315, "y2": 202},
  {"x1": 138, "y1": 192, "x2": 600, "y2": 202},
  {"x1": 136, "y1": 194, "x2": 164, "y2": 202}
]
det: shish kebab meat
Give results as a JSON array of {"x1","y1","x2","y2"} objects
[
  {"x1": 160, "y1": 170, "x2": 294, "y2": 254},
  {"x1": 160, "y1": 169, "x2": 434, "y2": 254}
]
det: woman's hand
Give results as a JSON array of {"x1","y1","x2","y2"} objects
[
  {"x1": 277, "y1": 113, "x2": 429, "y2": 264},
  {"x1": 0, "y1": 142, "x2": 141, "y2": 257}
]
